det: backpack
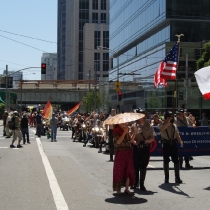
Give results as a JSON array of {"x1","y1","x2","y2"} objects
[{"x1": 8, "y1": 117, "x2": 16, "y2": 130}]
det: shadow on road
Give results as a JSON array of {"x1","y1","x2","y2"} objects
[
  {"x1": 133, "y1": 190, "x2": 158, "y2": 196},
  {"x1": 159, "y1": 183, "x2": 193, "y2": 198},
  {"x1": 147, "y1": 167, "x2": 210, "y2": 170},
  {"x1": 204, "y1": 186, "x2": 210, "y2": 190},
  {"x1": 105, "y1": 194, "x2": 147, "y2": 205}
]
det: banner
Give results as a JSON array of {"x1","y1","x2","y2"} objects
[{"x1": 150, "y1": 127, "x2": 210, "y2": 156}]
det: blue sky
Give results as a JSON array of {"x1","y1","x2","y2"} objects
[{"x1": 0, "y1": 0, "x2": 57, "y2": 80}]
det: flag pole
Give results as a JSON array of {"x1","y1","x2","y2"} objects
[{"x1": 173, "y1": 34, "x2": 184, "y2": 114}]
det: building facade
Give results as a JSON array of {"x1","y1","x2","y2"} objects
[
  {"x1": 58, "y1": 0, "x2": 109, "y2": 81},
  {"x1": 41, "y1": 53, "x2": 57, "y2": 80},
  {"x1": 109, "y1": 0, "x2": 210, "y2": 116},
  {"x1": 57, "y1": 0, "x2": 66, "y2": 80}
]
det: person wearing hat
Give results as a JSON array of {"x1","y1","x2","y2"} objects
[
  {"x1": 159, "y1": 111, "x2": 183, "y2": 183},
  {"x1": 174, "y1": 108, "x2": 195, "y2": 169},
  {"x1": 10, "y1": 111, "x2": 23, "y2": 148},
  {"x1": 131, "y1": 108, "x2": 156, "y2": 191},
  {"x1": 49, "y1": 113, "x2": 58, "y2": 142}
]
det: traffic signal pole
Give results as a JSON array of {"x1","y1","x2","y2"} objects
[
  {"x1": 185, "y1": 54, "x2": 188, "y2": 109},
  {"x1": 117, "y1": 56, "x2": 120, "y2": 113}
]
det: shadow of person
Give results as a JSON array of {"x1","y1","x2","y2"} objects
[
  {"x1": 159, "y1": 183, "x2": 192, "y2": 198},
  {"x1": 105, "y1": 194, "x2": 147, "y2": 205},
  {"x1": 204, "y1": 186, "x2": 210, "y2": 190},
  {"x1": 134, "y1": 189, "x2": 158, "y2": 195}
]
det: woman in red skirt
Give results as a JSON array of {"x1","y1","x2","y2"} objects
[{"x1": 113, "y1": 123, "x2": 135, "y2": 195}]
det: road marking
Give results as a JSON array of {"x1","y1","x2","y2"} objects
[
  {"x1": 148, "y1": 164, "x2": 155, "y2": 168},
  {"x1": 36, "y1": 138, "x2": 69, "y2": 210}
]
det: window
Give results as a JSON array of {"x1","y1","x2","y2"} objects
[
  {"x1": 101, "y1": 13, "x2": 106, "y2": 23},
  {"x1": 92, "y1": 13, "x2": 98, "y2": 23},
  {"x1": 94, "y1": 53, "x2": 100, "y2": 72},
  {"x1": 103, "y1": 31, "x2": 109, "y2": 48},
  {"x1": 94, "y1": 31, "x2": 100, "y2": 49},
  {"x1": 103, "y1": 53, "x2": 109, "y2": 71},
  {"x1": 92, "y1": 0, "x2": 98, "y2": 10},
  {"x1": 79, "y1": 0, "x2": 89, "y2": 9},
  {"x1": 101, "y1": 0, "x2": 106, "y2": 10},
  {"x1": 94, "y1": 53, "x2": 100, "y2": 61}
]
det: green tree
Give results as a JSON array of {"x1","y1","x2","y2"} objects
[{"x1": 197, "y1": 41, "x2": 210, "y2": 69}]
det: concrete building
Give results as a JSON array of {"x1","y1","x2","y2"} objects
[
  {"x1": 109, "y1": 0, "x2": 210, "y2": 116},
  {"x1": 57, "y1": 0, "x2": 66, "y2": 80},
  {"x1": 41, "y1": 53, "x2": 57, "y2": 80},
  {"x1": 2, "y1": 70, "x2": 22, "y2": 89},
  {"x1": 57, "y1": 0, "x2": 109, "y2": 81}
]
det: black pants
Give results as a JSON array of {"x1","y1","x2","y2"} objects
[
  {"x1": 133, "y1": 145, "x2": 150, "y2": 183},
  {"x1": 163, "y1": 142, "x2": 179, "y2": 164}
]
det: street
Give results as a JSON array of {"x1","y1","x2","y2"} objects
[{"x1": 0, "y1": 127, "x2": 210, "y2": 210}]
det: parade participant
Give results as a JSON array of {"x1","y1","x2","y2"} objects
[
  {"x1": 131, "y1": 108, "x2": 156, "y2": 191},
  {"x1": 113, "y1": 122, "x2": 135, "y2": 195},
  {"x1": 35, "y1": 111, "x2": 42, "y2": 137},
  {"x1": 150, "y1": 114, "x2": 163, "y2": 126},
  {"x1": 159, "y1": 111, "x2": 183, "y2": 183},
  {"x1": 10, "y1": 111, "x2": 23, "y2": 148},
  {"x1": 21, "y1": 114, "x2": 30, "y2": 144},
  {"x1": 73, "y1": 115, "x2": 83, "y2": 142},
  {"x1": 201, "y1": 113, "x2": 209, "y2": 126},
  {"x1": 49, "y1": 113, "x2": 58, "y2": 142},
  {"x1": 174, "y1": 108, "x2": 195, "y2": 169},
  {"x1": 105, "y1": 109, "x2": 116, "y2": 161}
]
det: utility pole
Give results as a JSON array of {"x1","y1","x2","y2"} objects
[
  {"x1": 5, "y1": 65, "x2": 8, "y2": 110},
  {"x1": 88, "y1": 69, "x2": 90, "y2": 92},
  {"x1": 94, "y1": 62, "x2": 97, "y2": 111},
  {"x1": 117, "y1": 56, "x2": 120, "y2": 113},
  {"x1": 185, "y1": 54, "x2": 188, "y2": 109},
  {"x1": 20, "y1": 73, "x2": 23, "y2": 112}
]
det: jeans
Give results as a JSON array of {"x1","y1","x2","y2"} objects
[
  {"x1": 84, "y1": 133, "x2": 92, "y2": 145},
  {"x1": 51, "y1": 127, "x2": 57, "y2": 141},
  {"x1": 21, "y1": 128, "x2": 29, "y2": 143},
  {"x1": 37, "y1": 124, "x2": 42, "y2": 137}
]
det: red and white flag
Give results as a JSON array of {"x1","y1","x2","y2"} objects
[
  {"x1": 154, "y1": 43, "x2": 179, "y2": 88},
  {"x1": 195, "y1": 66, "x2": 210, "y2": 100}
]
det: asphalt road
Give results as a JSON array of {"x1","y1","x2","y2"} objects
[{"x1": 0, "y1": 127, "x2": 210, "y2": 210}]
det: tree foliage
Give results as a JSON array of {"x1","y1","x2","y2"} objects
[
  {"x1": 197, "y1": 42, "x2": 210, "y2": 70},
  {"x1": 81, "y1": 88, "x2": 110, "y2": 113}
]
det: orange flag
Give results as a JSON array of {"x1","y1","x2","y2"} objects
[{"x1": 42, "y1": 101, "x2": 53, "y2": 119}]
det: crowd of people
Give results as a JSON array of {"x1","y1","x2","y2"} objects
[{"x1": 1, "y1": 107, "x2": 209, "y2": 195}]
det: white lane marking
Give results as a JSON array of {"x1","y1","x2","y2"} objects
[
  {"x1": 0, "y1": 147, "x2": 9, "y2": 149},
  {"x1": 36, "y1": 138, "x2": 69, "y2": 210},
  {"x1": 148, "y1": 164, "x2": 155, "y2": 168}
]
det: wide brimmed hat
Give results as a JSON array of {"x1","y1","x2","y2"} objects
[{"x1": 104, "y1": 112, "x2": 145, "y2": 125}]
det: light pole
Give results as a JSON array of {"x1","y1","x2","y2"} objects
[
  {"x1": 94, "y1": 62, "x2": 97, "y2": 111},
  {"x1": 97, "y1": 46, "x2": 120, "y2": 112}
]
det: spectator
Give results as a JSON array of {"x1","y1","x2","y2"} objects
[{"x1": 5, "y1": 112, "x2": 12, "y2": 138}]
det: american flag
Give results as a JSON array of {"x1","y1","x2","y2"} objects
[{"x1": 154, "y1": 43, "x2": 179, "y2": 88}]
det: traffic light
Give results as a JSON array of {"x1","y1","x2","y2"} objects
[
  {"x1": 118, "y1": 91, "x2": 122, "y2": 101},
  {"x1": 41, "y1": 63, "x2": 46, "y2": 74},
  {"x1": 178, "y1": 91, "x2": 183, "y2": 100}
]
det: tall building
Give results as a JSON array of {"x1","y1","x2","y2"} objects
[
  {"x1": 41, "y1": 53, "x2": 57, "y2": 80},
  {"x1": 3, "y1": 70, "x2": 22, "y2": 89},
  {"x1": 57, "y1": 0, "x2": 110, "y2": 81},
  {"x1": 109, "y1": 0, "x2": 210, "y2": 114},
  {"x1": 57, "y1": 0, "x2": 66, "y2": 80}
]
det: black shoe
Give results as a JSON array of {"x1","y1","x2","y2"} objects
[
  {"x1": 165, "y1": 179, "x2": 169, "y2": 183},
  {"x1": 51, "y1": 140, "x2": 53, "y2": 142},
  {"x1": 10, "y1": 144, "x2": 16, "y2": 148},
  {"x1": 27, "y1": 141, "x2": 31, "y2": 144},
  {"x1": 54, "y1": 140, "x2": 57, "y2": 142},
  {"x1": 23, "y1": 142, "x2": 26, "y2": 144},
  {"x1": 175, "y1": 177, "x2": 183, "y2": 183},
  {"x1": 6, "y1": 136, "x2": 11, "y2": 138},
  {"x1": 185, "y1": 164, "x2": 193, "y2": 169},
  {"x1": 17, "y1": 144, "x2": 23, "y2": 148},
  {"x1": 140, "y1": 184, "x2": 146, "y2": 191},
  {"x1": 83, "y1": 144, "x2": 86, "y2": 147}
]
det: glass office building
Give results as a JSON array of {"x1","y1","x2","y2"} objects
[{"x1": 109, "y1": 0, "x2": 210, "y2": 115}]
